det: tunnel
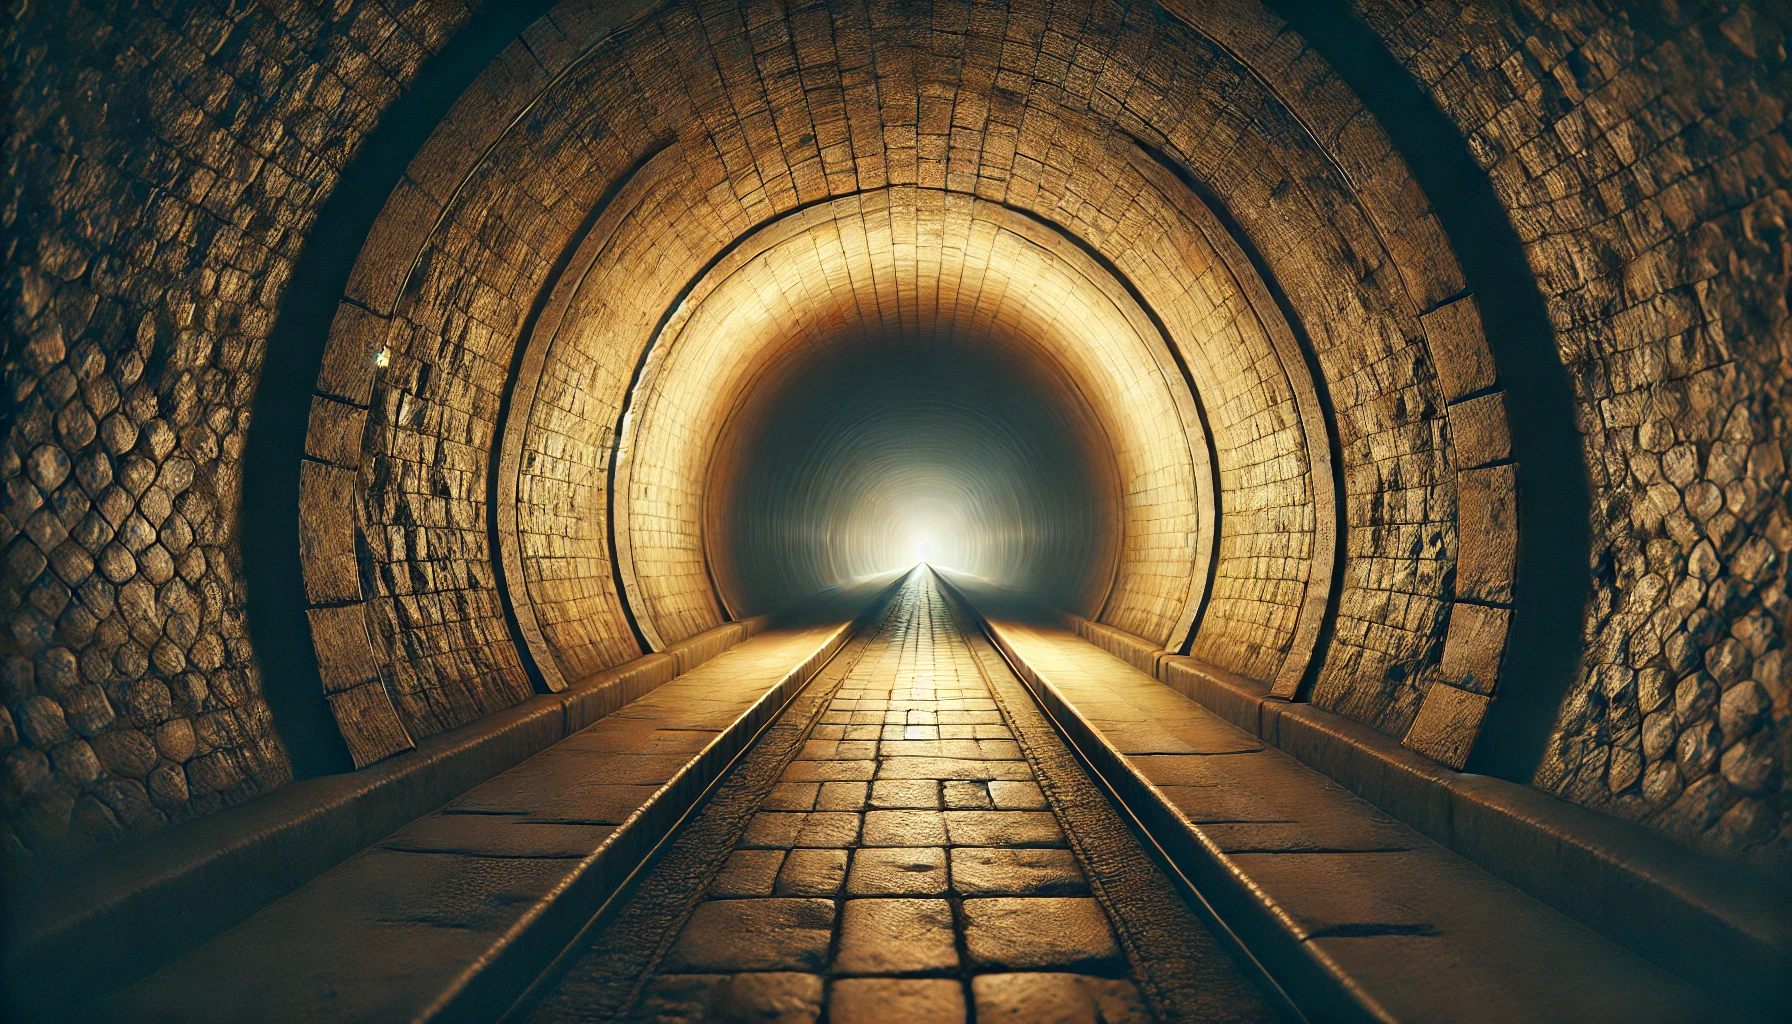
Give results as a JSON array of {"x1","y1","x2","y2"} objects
[
  {"x1": 710, "y1": 336, "x2": 1120, "y2": 618},
  {"x1": 2, "y1": 1, "x2": 1790, "y2": 1021}
]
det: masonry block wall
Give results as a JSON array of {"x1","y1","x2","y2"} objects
[
  {"x1": 4, "y1": 0, "x2": 1788, "y2": 876},
  {"x1": 1360, "y1": 0, "x2": 1792, "y2": 868},
  {"x1": 2, "y1": 0, "x2": 477, "y2": 861}
]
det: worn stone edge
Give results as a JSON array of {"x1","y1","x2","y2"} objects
[
  {"x1": 2, "y1": 604, "x2": 821, "y2": 1008},
  {"x1": 1155, "y1": 655, "x2": 1789, "y2": 1001},
  {"x1": 947, "y1": 575, "x2": 1790, "y2": 1014}
]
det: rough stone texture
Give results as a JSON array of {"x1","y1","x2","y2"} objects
[
  {"x1": 14, "y1": 0, "x2": 1792, "y2": 878},
  {"x1": 1, "y1": 0, "x2": 474, "y2": 864},
  {"x1": 972, "y1": 973, "x2": 1152, "y2": 1024},
  {"x1": 660, "y1": 899, "x2": 837, "y2": 973},
  {"x1": 1358, "y1": 0, "x2": 1792, "y2": 868},
  {"x1": 830, "y1": 978, "x2": 966, "y2": 1024},
  {"x1": 328, "y1": 0, "x2": 1457, "y2": 713},
  {"x1": 633, "y1": 973, "x2": 823, "y2": 1024}
]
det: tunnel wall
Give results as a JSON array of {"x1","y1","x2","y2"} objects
[
  {"x1": 614, "y1": 194, "x2": 1209, "y2": 650},
  {"x1": 299, "y1": 0, "x2": 1512, "y2": 784},
  {"x1": 0, "y1": 0, "x2": 485, "y2": 860},
  {"x1": 1354, "y1": 0, "x2": 1792, "y2": 865},
  {"x1": 3, "y1": 0, "x2": 1788, "y2": 875}
]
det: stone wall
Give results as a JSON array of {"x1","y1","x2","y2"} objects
[
  {"x1": 1, "y1": 0, "x2": 474, "y2": 863},
  {"x1": 12, "y1": 0, "x2": 1788, "y2": 875},
  {"x1": 1360, "y1": 0, "x2": 1792, "y2": 868}
]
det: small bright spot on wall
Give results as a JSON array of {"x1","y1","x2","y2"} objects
[{"x1": 374, "y1": 347, "x2": 391, "y2": 368}]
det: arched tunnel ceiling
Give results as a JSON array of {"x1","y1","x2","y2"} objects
[
  {"x1": 10, "y1": 0, "x2": 1790, "y2": 875},
  {"x1": 301, "y1": 0, "x2": 1495, "y2": 767},
  {"x1": 617, "y1": 192, "x2": 1207, "y2": 653}
]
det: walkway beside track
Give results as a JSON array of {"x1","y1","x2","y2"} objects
[{"x1": 520, "y1": 570, "x2": 1274, "y2": 1024}]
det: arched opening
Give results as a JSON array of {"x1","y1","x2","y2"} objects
[{"x1": 707, "y1": 336, "x2": 1121, "y2": 618}]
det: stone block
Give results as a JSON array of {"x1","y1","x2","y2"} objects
[
  {"x1": 1420, "y1": 294, "x2": 1497, "y2": 400},
  {"x1": 1402, "y1": 682, "x2": 1492, "y2": 770},
  {"x1": 317, "y1": 302, "x2": 388, "y2": 406},
  {"x1": 816, "y1": 781, "x2": 867, "y2": 810},
  {"x1": 847, "y1": 847, "x2": 948, "y2": 895},
  {"x1": 833, "y1": 899, "x2": 958, "y2": 974},
  {"x1": 663, "y1": 899, "x2": 836, "y2": 973},
  {"x1": 862, "y1": 809, "x2": 948, "y2": 846},
  {"x1": 942, "y1": 811, "x2": 1064, "y2": 846},
  {"x1": 971, "y1": 973, "x2": 1150, "y2": 1024},
  {"x1": 637, "y1": 973, "x2": 823, "y2": 1023},
  {"x1": 324, "y1": 679, "x2": 416, "y2": 768},
  {"x1": 869, "y1": 779, "x2": 939, "y2": 809},
  {"x1": 949, "y1": 848, "x2": 1087, "y2": 896},
  {"x1": 775, "y1": 848, "x2": 847, "y2": 896},
  {"x1": 960, "y1": 898, "x2": 1123, "y2": 972},
  {"x1": 987, "y1": 781, "x2": 1046, "y2": 809},
  {"x1": 711, "y1": 849, "x2": 785, "y2": 897},
  {"x1": 343, "y1": 178, "x2": 443, "y2": 314},
  {"x1": 830, "y1": 978, "x2": 965, "y2": 1024},
  {"x1": 764, "y1": 782, "x2": 820, "y2": 811},
  {"x1": 1447, "y1": 392, "x2": 1511, "y2": 468},
  {"x1": 297, "y1": 461, "x2": 361, "y2": 606},
  {"x1": 942, "y1": 781, "x2": 993, "y2": 808},
  {"x1": 1438, "y1": 603, "x2": 1511, "y2": 695},
  {"x1": 306, "y1": 604, "x2": 380, "y2": 694},
  {"x1": 1456, "y1": 465, "x2": 1517, "y2": 605},
  {"x1": 304, "y1": 397, "x2": 368, "y2": 468}
]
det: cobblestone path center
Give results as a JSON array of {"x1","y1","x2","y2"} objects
[{"x1": 522, "y1": 571, "x2": 1276, "y2": 1023}]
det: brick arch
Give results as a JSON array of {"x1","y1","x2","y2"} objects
[
  {"x1": 611, "y1": 190, "x2": 1208, "y2": 652},
  {"x1": 290, "y1": 0, "x2": 1496, "y2": 772}
]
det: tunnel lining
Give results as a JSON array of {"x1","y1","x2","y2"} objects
[
  {"x1": 290, "y1": 0, "x2": 1469, "y2": 767},
  {"x1": 489, "y1": 140, "x2": 687, "y2": 692},
  {"x1": 610, "y1": 188, "x2": 1218, "y2": 652}
]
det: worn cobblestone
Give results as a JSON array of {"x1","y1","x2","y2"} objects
[{"x1": 524, "y1": 572, "x2": 1271, "y2": 1022}]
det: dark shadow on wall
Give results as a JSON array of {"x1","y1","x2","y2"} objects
[
  {"x1": 240, "y1": 2, "x2": 559, "y2": 779},
  {"x1": 1267, "y1": 0, "x2": 1593, "y2": 783}
]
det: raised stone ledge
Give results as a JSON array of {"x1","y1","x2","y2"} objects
[
  {"x1": 941, "y1": 575, "x2": 1791, "y2": 1016},
  {"x1": 1073, "y1": 618, "x2": 1166, "y2": 677},
  {"x1": 1153, "y1": 651, "x2": 1790, "y2": 999},
  {"x1": 109, "y1": 575, "x2": 903, "y2": 1023},
  {"x1": 2, "y1": 600, "x2": 807, "y2": 1018}
]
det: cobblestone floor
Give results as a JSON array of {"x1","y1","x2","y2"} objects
[{"x1": 522, "y1": 572, "x2": 1274, "y2": 1023}]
